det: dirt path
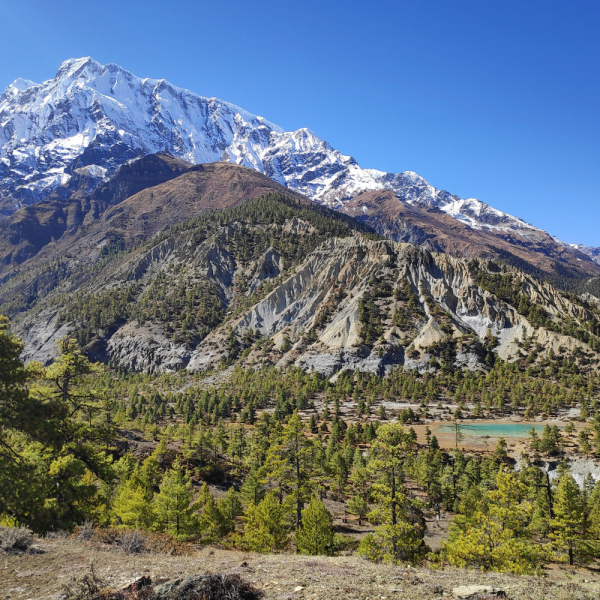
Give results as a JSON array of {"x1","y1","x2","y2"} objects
[{"x1": 2, "y1": 538, "x2": 600, "y2": 600}]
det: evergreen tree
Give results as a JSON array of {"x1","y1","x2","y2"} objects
[
  {"x1": 0, "y1": 316, "x2": 37, "y2": 440},
  {"x1": 551, "y1": 473, "x2": 587, "y2": 565},
  {"x1": 295, "y1": 496, "x2": 335, "y2": 555},
  {"x1": 348, "y1": 494, "x2": 369, "y2": 525},
  {"x1": 539, "y1": 425, "x2": 561, "y2": 455},
  {"x1": 198, "y1": 493, "x2": 226, "y2": 542},
  {"x1": 240, "y1": 466, "x2": 266, "y2": 506},
  {"x1": 358, "y1": 423, "x2": 427, "y2": 563},
  {"x1": 217, "y1": 487, "x2": 243, "y2": 535},
  {"x1": 264, "y1": 411, "x2": 313, "y2": 529},
  {"x1": 242, "y1": 493, "x2": 289, "y2": 552},
  {"x1": 442, "y1": 469, "x2": 547, "y2": 574},
  {"x1": 587, "y1": 481, "x2": 600, "y2": 555},
  {"x1": 1, "y1": 333, "x2": 114, "y2": 532},
  {"x1": 153, "y1": 459, "x2": 196, "y2": 539},
  {"x1": 492, "y1": 437, "x2": 509, "y2": 463},
  {"x1": 112, "y1": 478, "x2": 155, "y2": 529}
]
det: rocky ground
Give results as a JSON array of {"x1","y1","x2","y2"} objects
[{"x1": 2, "y1": 537, "x2": 600, "y2": 600}]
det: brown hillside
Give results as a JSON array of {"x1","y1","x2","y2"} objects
[
  {"x1": 97, "y1": 161, "x2": 308, "y2": 245},
  {"x1": 0, "y1": 160, "x2": 306, "y2": 274},
  {"x1": 341, "y1": 189, "x2": 600, "y2": 276},
  {"x1": 0, "y1": 153, "x2": 195, "y2": 268}
]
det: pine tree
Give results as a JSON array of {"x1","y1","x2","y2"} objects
[
  {"x1": 295, "y1": 496, "x2": 335, "y2": 555},
  {"x1": 198, "y1": 493, "x2": 225, "y2": 542},
  {"x1": 442, "y1": 469, "x2": 547, "y2": 574},
  {"x1": 539, "y1": 425, "x2": 561, "y2": 455},
  {"x1": 0, "y1": 315, "x2": 36, "y2": 438},
  {"x1": 217, "y1": 487, "x2": 243, "y2": 535},
  {"x1": 492, "y1": 437, "x2": 509, "y2": 463},
  {"x1": 213, "y1": 421, "x2": 227, "y2": 458},
  {"x1": 242, "y1": 493, "x2": 289, "y2": 552},
  {"x1": 551, "y1": 473, "x2": 587, "y2": 565},
  {"x1": 264, "y1": 411, "x2": 313, "y2": 529},
  {"x1": 1, "y1": 333, "x2": 114, "y2": 532},
  {"x1": 153, "y1": 459, "x2": 195, "y2": 539},
  {"x1": 112, "y1": 479, "x2": 155, "y2": 529},
  {"x1": 587, "y1": 480, "x2": 600, "y2": 555},
  {"x1": 424, "y1": 448, "x2": 445, "y2": 519},
  {"x1": 358, "y1": 423, "x2": 427, "y2": 563},
  {"x1": 356, "y1": 398, "x2": 366, "y2": 416},
  {"x1": 240, "y1": 466, "x2": 266, "y2": 506},
  {"x1": 347, "y1": 494, "x2": 369, "y2": 525}
]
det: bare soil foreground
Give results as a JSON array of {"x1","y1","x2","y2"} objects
[{"x1": 2, "y1": 537, "x2": 600, "y2": 600}]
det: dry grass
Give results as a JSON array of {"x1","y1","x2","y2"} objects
[
  {"x1": 1, "y1": 537, "x2": 600, "y2": 600},
  {"x1": 73, "y1": 525, "x2": 191, "y2": 556}
]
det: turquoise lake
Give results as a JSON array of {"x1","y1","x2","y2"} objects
[{"x1": 436, "y1": 422, "x2": 562, "y2": 438}]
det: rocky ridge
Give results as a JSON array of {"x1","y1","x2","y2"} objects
[
  {"x1": 338, "y1": 189, "x2": 599, "y2": 277},
  {"x1": 187, "y1": 236, "x2": 600, "y2": 377}
]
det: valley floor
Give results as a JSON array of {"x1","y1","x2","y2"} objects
[{"x1": 2, "y1": 537, "x2": 600, "y2": 600}]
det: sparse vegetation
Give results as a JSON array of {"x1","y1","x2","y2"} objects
[{"x1": 0, "y1": 526, "x2": 34, "y2": 553}]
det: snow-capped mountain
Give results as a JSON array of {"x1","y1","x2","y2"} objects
[
  {"x1": 570, "y1": 244, "x2": 600, "y2": 266},
  {"x1": 0, "y1": 57, "x2": 575, "y2": 244},
  {"x1": 364, "y1": 169, "x2": 543, "y2": 239}
]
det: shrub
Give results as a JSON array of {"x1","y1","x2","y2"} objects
[
  {"x1": 76, "y1": 521, "x2": 96, "y2": 541},
  {"x1": 61, "y1": 563, "x2": 112, "y2": 600},
  {"x1": 153, "y1": 574, "x2": 263, "y2": 600},
  {"x1": 78, "y1": 526, "x2": 189, "y2": 556},
  {"x1": 119, "y1": 530, "x2": 147, "y2": 554},
  {"x1": 0, "y1": 526, "x2": 34, "y2": 553},
  {"x1": 61, "y1": 567, "x2": 262, "y2": 600}
]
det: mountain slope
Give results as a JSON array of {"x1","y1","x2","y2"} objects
[
  {"x1": 570, "y1": 244, "x2": 600, "y2": 266},
  {"x1": 1, "y1": 57, "x2": 596, "y2": 275},
  {"x1": 3, "y1": 192, "x2": 376, "y2": 366},
  {"x1": 339, "y1": 190, "x2": 600, "y2": 278},
  {"x1": 0, "y1": 152, "x2": 193, "y2": 266},
  {"x1": 0, "y1": 156, "x2": 309, "y2": 273},
  {"x1": 4, "y1": 185, "x2": 598, "y2": 379}
]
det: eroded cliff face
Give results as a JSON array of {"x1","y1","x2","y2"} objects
[
  {"x1": 12, "y1": 211, "x2": 600, "y2": 377},
  {"x1": 186, "y1": 236, "x2": 600, "y2": 377}
]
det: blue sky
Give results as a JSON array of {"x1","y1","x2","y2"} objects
[{"x1": 1, "y1": 0, "x2": 599, "y2": 245}]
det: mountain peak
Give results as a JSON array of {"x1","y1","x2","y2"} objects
[
  {"x1": 55, "y1": 56, "x2": 103, "y2": 81},
  {"x1": 9, "y1": 78, "x2": 38, "y2": 91}
]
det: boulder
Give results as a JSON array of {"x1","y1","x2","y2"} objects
[{"x1": 453, "y1": 585, "x2": 506, "y2": 599}]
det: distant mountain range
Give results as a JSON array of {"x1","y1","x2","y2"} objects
[{"x1": 0, "y1": 57, "x2": 596, "y2": 279}]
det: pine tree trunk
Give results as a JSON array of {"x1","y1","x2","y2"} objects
[
  {"x1": 391, "y1": 465, "x2": 397, "y2": 560},
  {"x1": 569, "y1": 544, "x2": 573, "y2": 566},
  {"x1": 296, "y1": 450, "x2": 302, "y2": 528}
]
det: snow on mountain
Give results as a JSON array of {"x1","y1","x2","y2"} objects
[
  {"x1": 569, "y1": 244, "x2": 600, "y2": 266},
  {"x1": 0, "y1": 57, "x2": 558, "y2": 241},
  {"x1": 365, "y1": 169, "x2": 543, "y2": 238},
  {"x1": 0, "y1": 57, "x2": 283, "y2": 210}
]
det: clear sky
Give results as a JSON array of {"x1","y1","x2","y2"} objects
[{"x1": 1, "y1": 0, "x2": 599, "y2": 245}]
